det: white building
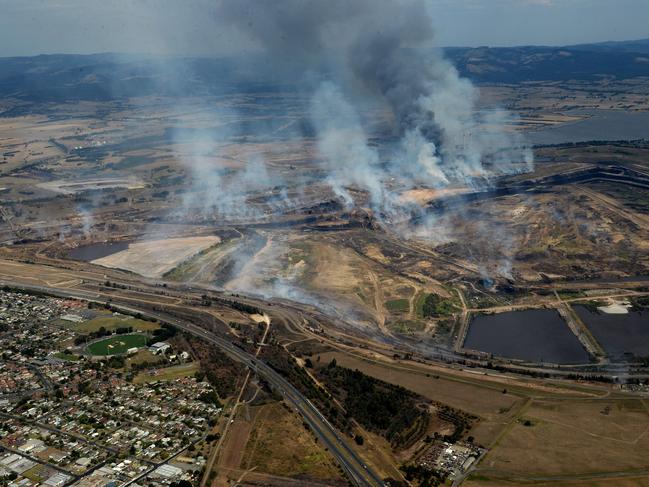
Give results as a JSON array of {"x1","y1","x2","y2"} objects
[
  {"x1": 149, "y1": 342, "x2": 170, "y2": 355},
  {"x1": 153, "y1": 464, "x2": 183, "y2": 479}
]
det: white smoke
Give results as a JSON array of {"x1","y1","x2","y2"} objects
[
  {"x1": 309, "y1": 82, "x2": 384, "y2": 208},
  {"x1": 215, "y1": 0, "x2": 534, "y2": 231},
  {"x1": 78, "y1": 207, "x2": 93, "y2": 238},
  {"x1": 96, "y1": 0, "x2": 535, "y2": 288}
]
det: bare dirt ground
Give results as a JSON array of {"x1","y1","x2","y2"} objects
[
  {"x1": 92, "y1": 235, "x2": 220, "y2": 277},
  {"x1": 217, "y1": 406, "x2": 254, "y2": 485},
  {"x1": 37, "y1": 178, "x2": 145, "y2": 194},
  {"x1": 399, "y1": 186, "x2": 474, "y2": 205}
]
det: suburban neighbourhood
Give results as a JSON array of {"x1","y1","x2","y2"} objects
[{"x1": 1, "y1": 290, "x2": 222, "y2": 487}]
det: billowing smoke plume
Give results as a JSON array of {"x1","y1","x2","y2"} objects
[
  {"x1": 309, "y1": 82, "x2": 384, "y2": 208},
  {"x1": 114, "y1": 0, "x2": 534, "y2": 294},
  {"x1": 219, "y1": 0, "x2": 533, "y2": 221}
]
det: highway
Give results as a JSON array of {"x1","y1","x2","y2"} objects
[{"x1": 0, "y1": 280, "x2": 386, "y2": 487}]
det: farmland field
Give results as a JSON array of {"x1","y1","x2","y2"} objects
[
  {"x1": 87, "y1": 334, "x2": 147, "y2": 356},
  {"x1": 478, "y1": 398, "x2": 649, "y2": 478}
]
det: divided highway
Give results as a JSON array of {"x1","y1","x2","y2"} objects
[{"x1": 1, "y1": 281, "x2": 386, "y2": 487}]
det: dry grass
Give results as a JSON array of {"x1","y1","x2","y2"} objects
[
  {"x1": 241, "y1": 402, "x2": 344, "y2": 481},
  {"x1": 465, "y1": 476, "x2": 649, "y2": 487},
  {"x1": 125, "y1": 349, "x2": 157, "y2": 368},
  {"x1": 352, "y1": 429, "x2": 405, "y2": 481},
  {"x1": 480, "y1": 398, "x2": 649, "y2": 478},
  {"x1": 316, "y1": 352, "x2": 520, "y2": 415},
  {"x1": 133, "y1": 363, "x2": 199, "y2": 384},
  {"x1": 314, "y1": 351, "x2": 529, "y2": 447}
]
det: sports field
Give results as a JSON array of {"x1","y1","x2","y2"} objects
[{"x1": 87, "y1": 334, "x2": 147, "y2": 356}]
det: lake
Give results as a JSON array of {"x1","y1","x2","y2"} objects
[
  {"x1": 526, "y1": 110, "x2": 649, "y2": 146},
  {"x1": 574, "y1": 305, "x2": 649, "y2": 359},
  {"x1": 68, "y1": 241, "x2": 130, "y2": 261},
  {"x1": 464, "y1": 309, "x2": 590, "y2": 364}
]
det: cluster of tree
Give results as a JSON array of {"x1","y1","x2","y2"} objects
[
  {"x1": 174, "y1": 333, "x2": 244, "y2": 397},
  {"x1": 260, "y1": 345, "x2": 348, "y2": 431},
  {"x1": 318, "y1": 360, "x2": 429, "y2": 449},
  {"x1": 433, "y1": 404, "x2": 476, "y2": 443},
  {"x1": 422, "y1": 294, "x2": 456, "y2": 318},
  {"x1": 565, "y1": 373, "x2": 615, "y2": 383},
  {"x1": 535, "y1": 139, "x2": 648, "y2": 149},
  {"x1": 77, "y1": 380, "x2": 92, "y2": 394},
  {"x1": 128, "y1": 358, "x2": 166, "y2": 371},
  {"x1": 205, "y1": 433, "x2": 220, "y2": 443},
  {"x1": 400, "y1": 464, "x2": 447, "y2": 487},
  {"x1": 580, "y1": 300, "x2": 603, "y2": 313},
  {"x1": 107, "y1": 356, "x2": 126, "y2": 368},
  {"x1": 147, "y1": 323, "x2": 176, "y2": 345},
  {"x1": 631, "y1": 296, "x2": 649, "y2": 312},
  {"x1": 74, "y1": 325, "x2": 135, "y2": 345},
  {"x1": 103, "y1": 280, "x2": 129, "y2": 290},
  {"x1": 87, "y1": 326, "x2": 111, "y2": 338},
  {"x1": 13, "y1": 344, "x2": 35, "y2": 358},
  {"x1": 624, "y1": 377, "x2": 649, "y2": 384},
  {"x1": 198, "y1": 390, "x2": 223, "y2": 408},
  {"x1": 213, "y1": 297, "x2": 261, "y2": 315},
  {"x1": 169, "y1": 480, "x2": 193, "y2": 487},
  {"x1": 481, "y1": 360, "x2": 606, "y2": 380},
  {"x1": 77, "y1": 413, "x2": 105, "y2": 428}
]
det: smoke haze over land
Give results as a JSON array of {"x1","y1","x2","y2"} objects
[
  {"x1": 214, "y1": 0, "x2": 533, "y2": 221},
  {"x1": 173, "y1": 0, "x2": 534, "y2": 296},
  {"x1": 47, "y1": 1, "x2": 536, "y2": 298}
]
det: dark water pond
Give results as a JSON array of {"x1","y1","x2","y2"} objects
[
  {"x1": 68, "y1": 241, "x2": 129, "y2": 261},
  {"x1": 574, "y1": 305, "x2": 649, "y2": 359},
  {"x1": 526, "y1": 110, "x2": 649, "y2": 146},
  {"x1": 464, "y1": 309, "x2": 590, "y2": 364}
]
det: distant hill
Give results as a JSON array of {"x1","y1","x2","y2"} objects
[
  {"x1": 444, "y1": 39, "x2": 649, "y2": 83},
  {"x1": 566, "y1": 38, "x2": 649, "y2": 54},
  {"x1": 0, "y1": 53, "x2": 284, "y2": 108},
  {"x1": 0, "y1": 39, "x2": 648, "y2": 107}
]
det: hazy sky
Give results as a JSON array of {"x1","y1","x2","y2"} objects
[{"x1": 0, "y1": 0, "x2": 647, "y2": 57}]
